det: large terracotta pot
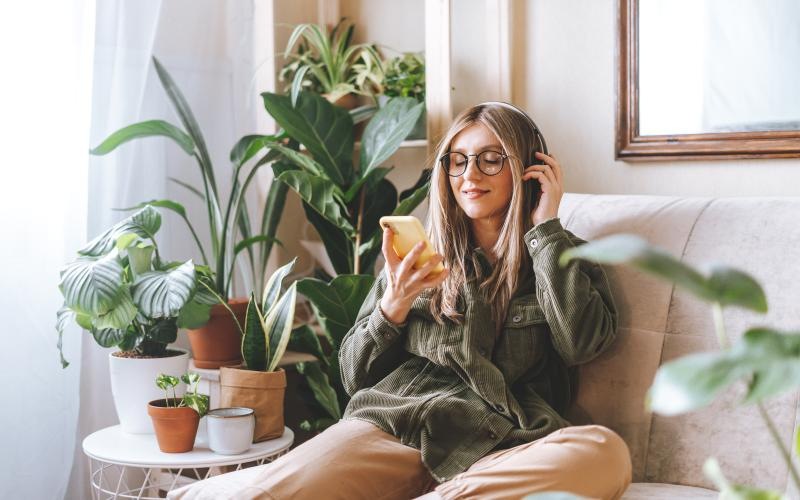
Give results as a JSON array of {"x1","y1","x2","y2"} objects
[
  {"x1": 219, "y1": 367, "x2": 287, "y2": 442},
  {"x1": 187, "y1": 298, "x2": 247, "y2": 369},
  {"x1": 109, "y1": 348, "x2": 189, "y2": 434},
  {"x1": 147, "y1": 398, "x2": 200, "y2": 453}
]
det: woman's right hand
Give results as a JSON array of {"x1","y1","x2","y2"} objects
[{"x1": 379, "y1": 227, "x2": 449, "y2": 325}]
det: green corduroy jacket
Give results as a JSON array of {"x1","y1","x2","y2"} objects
[{"x1": 339, "y1": 217, "x2": 618, "y2": 482}]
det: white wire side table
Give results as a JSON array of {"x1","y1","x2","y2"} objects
[{"x1": 83, "y1": 425, "x2": 294, "y2": 499}]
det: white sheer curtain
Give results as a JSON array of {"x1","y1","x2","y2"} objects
[
  {"x1": 0, "y1": 0, "x2": 275, "y2": 494},
  {"x1": 0, "y1": 1, "x2": 95, "y2": 499},
  {"x1": 65, "y1": 1, "x2": 274, "y2": 498}
]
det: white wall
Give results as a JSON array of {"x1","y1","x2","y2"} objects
[{"x1": 514, "y1": 0, "x2": 800, "y2": 197}]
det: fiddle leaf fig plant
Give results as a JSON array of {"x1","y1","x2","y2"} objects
[
  {"x1": 57, "y1": 205, "x2": 215, "y2": 367},
  {"x1": 561, "y1": 234, "x2": 797, "y2": 499}
]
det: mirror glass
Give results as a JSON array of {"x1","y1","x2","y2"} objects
[{"x1": 638, "y1": 0, "x2": 800, "y2": 136}]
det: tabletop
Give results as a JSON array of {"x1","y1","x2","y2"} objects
[{"x1": 83, "y1": 425, "x2": 294, "y2": 468}]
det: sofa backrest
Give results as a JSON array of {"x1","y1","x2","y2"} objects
[{"x1": 559, "y1": 193, "x2": 800, "y2": 494}]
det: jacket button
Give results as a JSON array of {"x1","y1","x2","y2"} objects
[
  {"x1": 478, "y1": 347, "x2": 487, "y2": 356},
  {"x1": 512, "y1": 315, "x2": 522, "y2": 323},
  {"x1": 384, "y1": 332, "x2": 393, "y2": 339},
  {"x1": 488, "y1": 431, "x2": 497, "y2": 439},
  {"x1": 530, "y1": 238, "x2": 539, "y2": 249}
]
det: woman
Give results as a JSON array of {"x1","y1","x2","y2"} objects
[{"x1": 171, "y1": 102, "x2": 632, "y2": 500}]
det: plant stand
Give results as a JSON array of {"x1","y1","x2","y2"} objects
[{"x1": 82, "y1": 425, "x2": 293, "y2": 499}]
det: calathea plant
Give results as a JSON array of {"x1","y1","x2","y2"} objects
[
  {"x1": 242, "y1": 90, "x2": 429, "y2": 432},
  {"x1": 56, "y1": 205, "x2": 215, "y2": 367},
  {"x1": 562, "y1": 234, "x2": 799, "y2": 499}
]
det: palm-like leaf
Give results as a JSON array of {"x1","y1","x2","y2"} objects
[{"x1": 90, "y1": 119, "x2": 194, "y2": 156}]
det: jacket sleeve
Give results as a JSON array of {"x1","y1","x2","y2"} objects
[
  {"x1": 524, "y1": 217, "x2": 618, "y2": 366},
  {"x1": 338, "y1": 270, "x2": 410, "y2": 396}
]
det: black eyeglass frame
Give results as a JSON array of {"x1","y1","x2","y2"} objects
[{"x1": 439, "y1": 150, "x2": 511, "y2": 177}]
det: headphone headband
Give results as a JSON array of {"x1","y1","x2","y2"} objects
[{"x1": 478, "y1": 101, "x2": 548, "y2": 156}]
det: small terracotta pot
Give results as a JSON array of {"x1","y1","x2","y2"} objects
[
  {"x1": 325, "y1": 92, "x2": 359, "y2": 110},
  {"x1": 187, "y1": 298, "x2": 247, "y2": 369},
  {"x1": 147, "y1": 398, "x2": 200, "y2": 453}
]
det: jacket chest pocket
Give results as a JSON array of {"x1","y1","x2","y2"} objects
[
  {"x1": 497, "y1": 297, "x2": 548, "y2": 382},
  {"x1": 404, "y1": 298, "x2": 462, "y2": 357}
]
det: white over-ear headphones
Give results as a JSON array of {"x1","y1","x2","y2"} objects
[{"x1": 478, "y1": 101, "x2": 549, "y2": 162}]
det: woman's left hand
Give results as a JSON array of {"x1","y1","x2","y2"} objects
[{"x1": 523, "y1": 151, "x2": 564, "y2": 226}]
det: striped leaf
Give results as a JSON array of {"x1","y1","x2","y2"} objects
[
  {"x1": 262, "y1": 258, "x2": 297, "y2": 314},
  {"x1": 59, "y1": 254, "x2": 124, "y2": 316},
  {"x1": 91, "y1": 327, "x2": 125, "y2": 348},
  {"x1": 266, "y1": 283, "x2": 297, "y2": 372},
  {"x1": 241, "y1": 293, "x2": 269, "y2": 371},
  {"x1": 93, "y1": 286, "x2": 137, "y2": 330},
  {"x1": 131, "y1": 260, "x2": 196, "y2": 318},
  {"x1": 80, "y1": 206, "x2": 162, "y2": 257}
]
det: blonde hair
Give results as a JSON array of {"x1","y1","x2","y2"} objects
[{"x1": 426, "y1": 103, "x2": 544, "y2": 329}]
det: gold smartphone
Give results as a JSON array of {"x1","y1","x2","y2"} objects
[{"x1": 379, "y1": 215, "x2": 445, "y2": 275}]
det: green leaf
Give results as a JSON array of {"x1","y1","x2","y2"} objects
[
  {"x1": 234, "y1": 235, "x2": 284, "y2": 260},
  {"x1": 302, "y1": 201, "x2": 353, "y2": 275},
  {"x1": 262, "y1": 259, "x2": 297, "y2": 314},
  {"x1": 156, "y1": 374, "x2": 180, "y2": 390},
  {"x1": 261, "y1": 91, "x2": 352, "y2": 185},
  {"x1": 115, "y1": 233, "x2": 139, "y2": 252},
  {"x1": 297, "y1": 274, "x2": 375, "y2": 349},
  {"x1": 266, "y1": 283, "x2": 298, "y2": 372},
  {"x1": 59, "y1": 254, "x2": 124, "y2": 316},
  {"x1": 131, "y1": 260, "x2": 196, "y2": 318},
  {"x1": 147, "y1": 318, "x2": 178, "y2": 345},
  {"x1": 289, "y1": 325, "x2": 327, "y2": 367},
  {"x1": 344, "y1": 166, "x2": 392, "y2": 203},
  {"x1": 80, "y1": 206, "x2": 162, "y2": 257},
  {"x1": 277, "y1": 170, "x2": 354, "y2": 234},
  {"x1": 92, "y1": 327, "x2": 125, "y2": 348},
  {"x1": 359, "y1": 97, "x2": 424, "y2": 175},
  {"x1": 127, "y1": 243, "x2": 154, "y2": 278},
  {"x1": 559, "y1": 234, "x2": 714, "y2": 303},
  {"x1": 56, "y1": 307, "x2": 75, "y2": 368},
  {"x1": 176, "y1": 299, "x2": 212, "y2": 329},
  {"x1": 297, "y1": 361, "x2": 341, "y2": 420},
  {"x1": 242, "y1": 293, "x2": 269, "y2": 371},
  {"x1": 361, "y1": 179, "x2": 398, "y2": 245},
  {"x1": 230, "y1": 134, "x2": 282, "y2": 167},
  {"x1": 93, "y1": 286, "x2": 137, "y2": 330},
  {"x1": 648, "y1": 327, "x2": 800, "y2": 415},
  {"x1": 266, "y1": 141, "x2": 327, "y2": 178},
  {"x1": 183, "y1": 393, "x2": 209, "y2": 417},
  {"x1": 393, "y1": 180, "x2": 430, "y2": 216},
  {"x1": 90, "y1": 119, "x2": 194, "y2": 156},
  {"x1": 707, "y1": 266, "x2": 768, "y2": 313},
  {"x1": 291, "y1": 65, "x2": 311, "y2": 107}
]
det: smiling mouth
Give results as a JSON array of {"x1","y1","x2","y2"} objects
[{"x1": 462, "y1": 189, "x2": 489, "y2": 199}]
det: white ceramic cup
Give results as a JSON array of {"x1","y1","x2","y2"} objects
[{"x1": 207, "y1": 407, "x2": 255, "y2": 455}]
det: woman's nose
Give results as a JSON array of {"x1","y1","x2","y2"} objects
[{"x1": 462, "y1": 156, "x2": 483, "y2": 180}]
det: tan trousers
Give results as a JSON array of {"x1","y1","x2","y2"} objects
[{"x1": 168, "y1": 419, "x2": 632, "y2": 500}]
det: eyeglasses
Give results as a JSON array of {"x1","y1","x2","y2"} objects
[{"x1": 439, "y1": 150, "x2": 509, "y2": 177}]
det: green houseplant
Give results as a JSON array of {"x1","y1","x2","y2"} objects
[
  {"x1": 215, "y1": 259, "x2": 298, "y2": 442},
  {"x1": 244, "y1": 90, "x2": 429, "y2": 432},
  {"x1": 561, "y1": 234, "x2": 799, "y2": 499},
  {"x1": 56, "y1": 205, "x2": 213, "y2": 433},
  {"x1": 91, "y1": 56, "x2": 291, "y2": 368},
  {"x1": 379, "y1": 52, "x2": 426, "y2": 139},
  {"x1": 280, "y1": 18, "x2": 384, "y2": 106},
  {"x1": 148, "y1": 372, "x2": 210, "y2": 453}
]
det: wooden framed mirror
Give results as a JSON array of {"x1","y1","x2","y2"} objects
[{"x1": 616, "y1": 0, "x2": 800, "y2": 161}]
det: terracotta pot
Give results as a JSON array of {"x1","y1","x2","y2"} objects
[
  {"x1": 187, "y1": 298, "x2": 247, "y2": 369},
  {"x1": 219, "y1": 367, "x2": 287, "y2": 442},
  {"x1": 325, "y1": 92, "x2": 359, "y2": 110},
  {"x1": 147, "y1": 398, "x2": 200, "y2": 453}
]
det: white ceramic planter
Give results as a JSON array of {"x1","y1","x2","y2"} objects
[
  {"x1": 207, "y1": 407, "x2": 255, "y2": 455},
  {"x1": 109, "y1": 349, "x2": 190, "y2": 434}
]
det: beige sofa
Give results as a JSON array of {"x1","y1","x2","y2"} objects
[
  {"x1": 171, "y1": 193, "x2": 800, "y2": 499},
  {"x1": 560, "y1": 193, "x2": 800, "y2": 499}
]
